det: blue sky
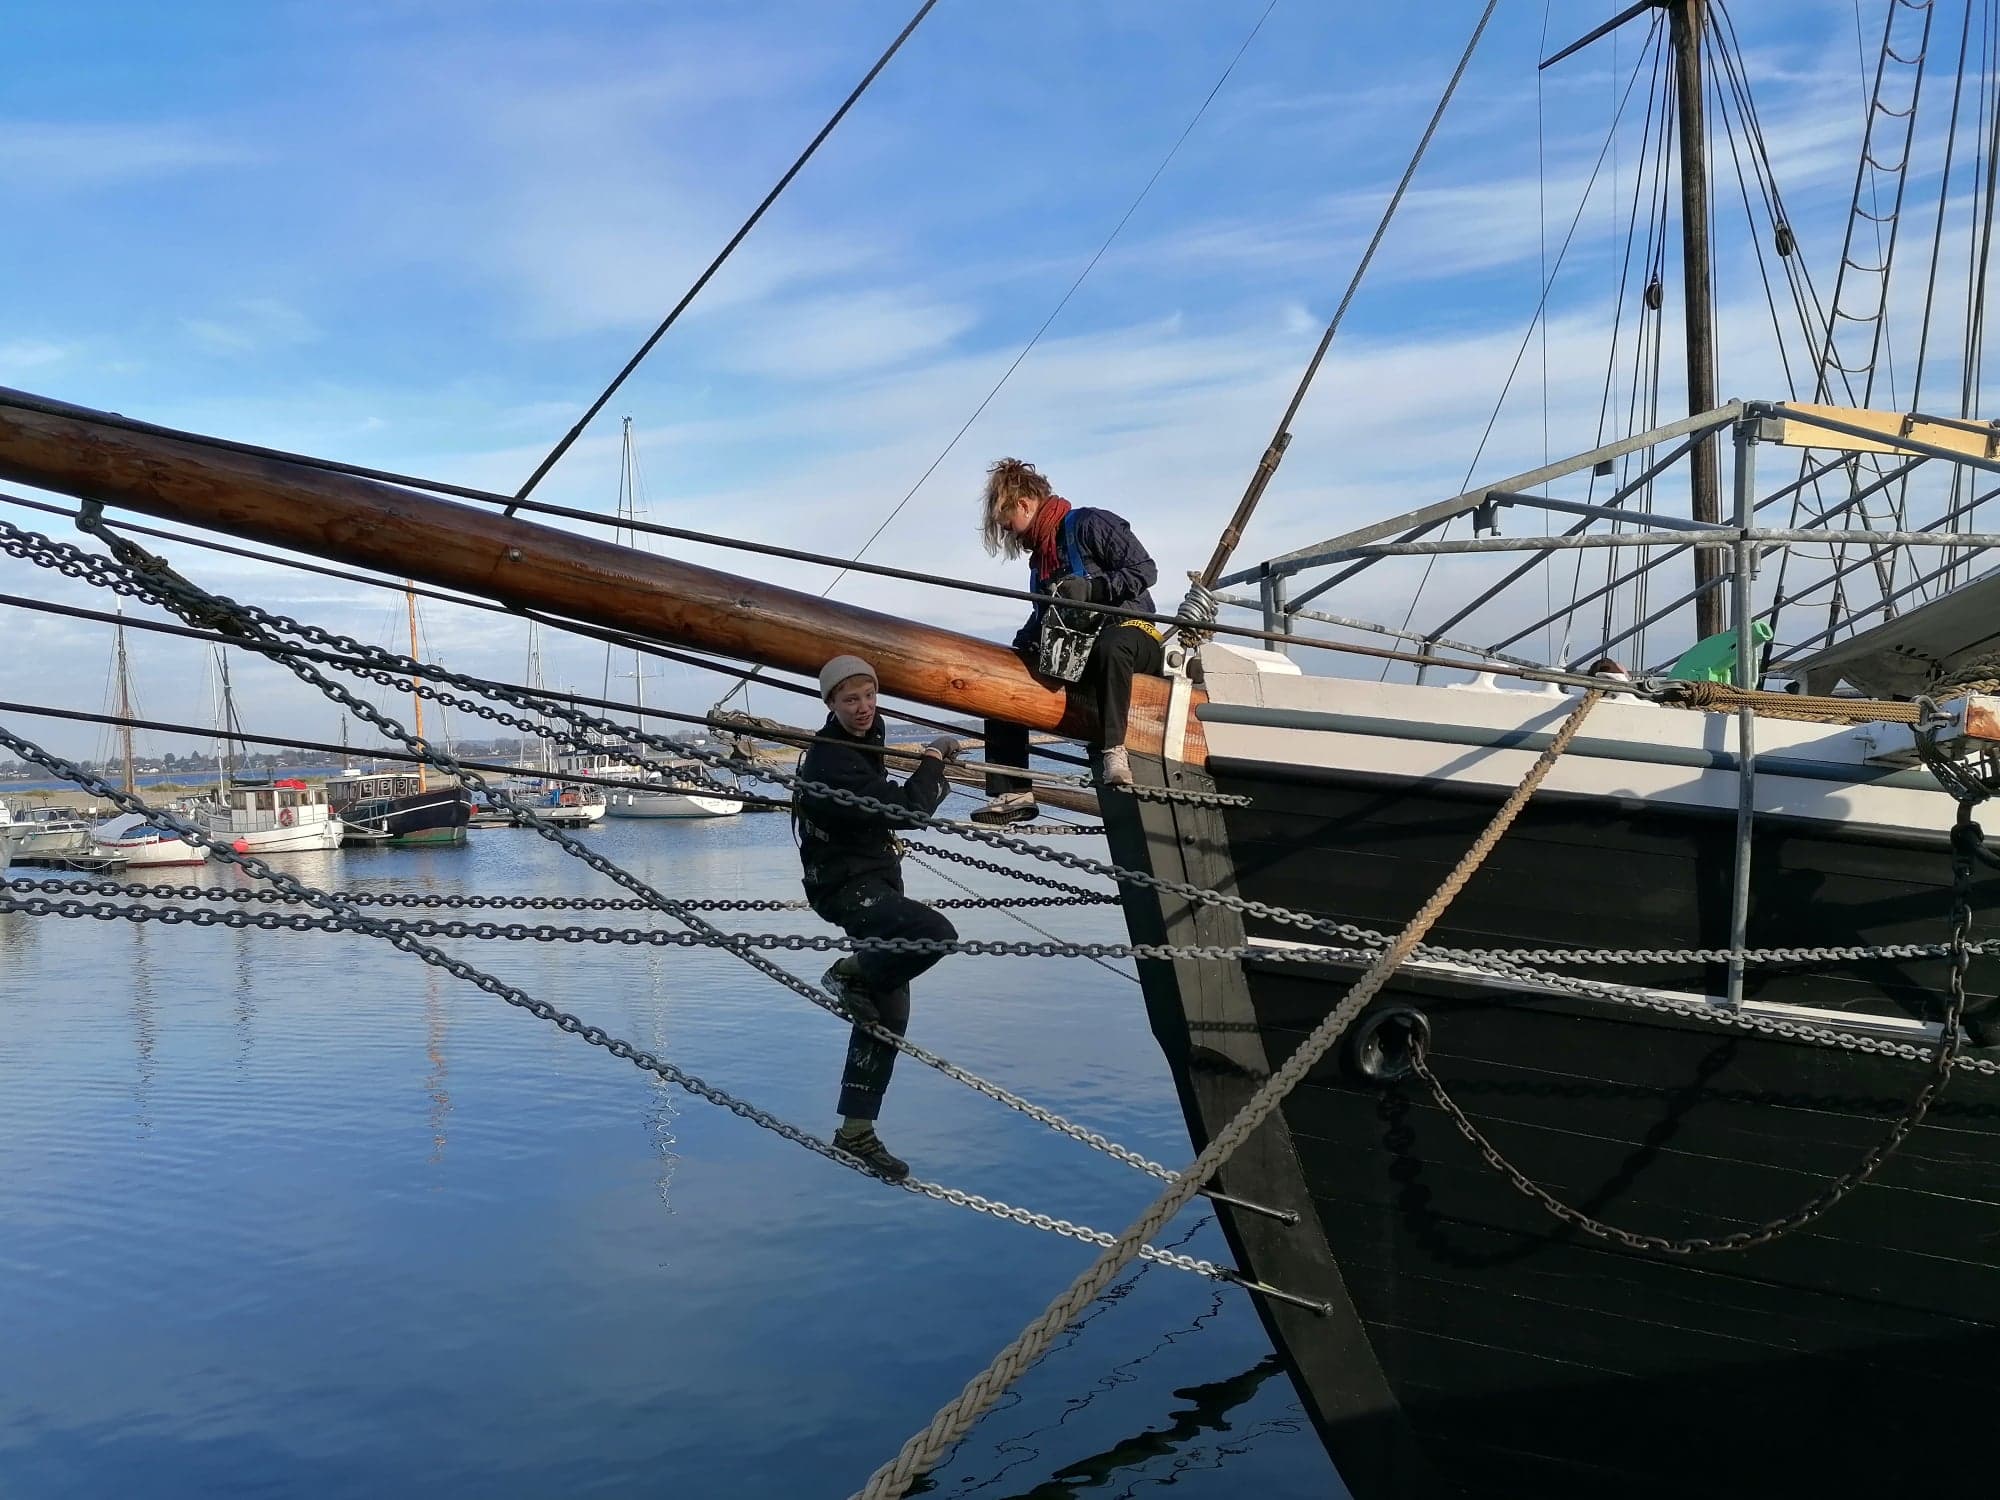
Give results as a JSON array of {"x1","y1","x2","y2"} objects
[{"x1": 0, "y1": 0, "x2": 1945, "y2": 759}]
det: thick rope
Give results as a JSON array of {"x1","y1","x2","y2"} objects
[
  {"x1": 851, "y1": 691, "x2": 1603, "y2": 1499},
  {"x1": 1665, "y1": 679, "x2": 1927, "y2": 722}
]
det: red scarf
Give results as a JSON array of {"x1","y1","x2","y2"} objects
[{"x1": 1025, "y1": 495, "x2": 1073, "y2": 584}]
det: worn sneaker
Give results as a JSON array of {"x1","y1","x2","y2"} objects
[
  {"x1": 1098, "y1": 745, "x2": 1134, "y2": 788},
  {"x1": 821, "y1": 960, "x2": 881, "y2": 1027},
  {"x1": 835, "y1": 1124, "x2": 910, "y2": 1182},
  {"x1": 971, "y1": 790, "x2": 1040, "y2": 826}
]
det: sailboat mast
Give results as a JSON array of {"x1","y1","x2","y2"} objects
[
  {"x1": 1670, "y1": 0, "x2": 1726, "y2": 640},
  {"x1": 405, "y1": 582, "x2": 428, "y2": 793},
  {"x1": 113, "y1": 608, "x2": 135, "y2": 795},
  {"x1": 216, "y1": 646, "x2": 238, "y2": 791},
  {"x1": 525, "y1": 618, "x2": 551, "y2": 775}
]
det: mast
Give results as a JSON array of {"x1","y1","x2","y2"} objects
[
  {"x1": 525, "y1": 619, "x2": 551, "y2": 775},
  {"x1": 615, "y1": 417, "x2": 648, "y2": 750},
  {"x1": 405, "y1": 582, "x2": 427, "y2": 793},
  {"x1": 215, "y1": 646, "x2": 239, "y2": 791},
  {"x1": 1670, "y1": 0, "x2": 1725, "y2": 639},
  {"x1": 113, "y1": 607, "x2": 135, "y2": 795}
]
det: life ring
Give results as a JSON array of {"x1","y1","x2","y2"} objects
[{"x1": 278, "y1": 806, "x2": 296, "y2": 827}]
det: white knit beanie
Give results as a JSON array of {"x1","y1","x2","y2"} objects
[{"x1": 818, "y1": 654, "x2": 877, "y2": 701}]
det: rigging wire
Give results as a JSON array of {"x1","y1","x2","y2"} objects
[
  {"x1": 1194, "y1": 0, "x2": 1502, "y2": 592},
  {"x1": 1389, "y1": 15, "x2": 1664, "y2": 667},
  {"x1": 1562, "y1": 24, "x2": 1667, "y2": 654},
  {"x1": 1598, "y1": 48, "x2": 1673, "y2": 657},
  {"x1": 1539, "y1": 0, "x2": 1553, "y2": 661},
  {"x1": 715, "y1": 0, "x2": 1283, "y2": 710},
  {"x1": 505, "y1": 0, "x2": 945, "y2": 514},
  {"x1": 1911, "y1": 1, "x2": 1977, "y2": 591},
  {"x1": 1706, "y1": 28, "x2": 1802, "y2": 397}
]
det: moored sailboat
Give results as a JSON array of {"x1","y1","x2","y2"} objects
[{"x1": 326, "y1": 586, "x2": 472, "y2": 846}]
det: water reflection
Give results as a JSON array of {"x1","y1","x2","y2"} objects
[
  {"x1": 989, "y1": 1357, "x2": 1291, "y2": 1499},
  {"x1": 642, "y1": 952, "x2": 682, "y2": 1214},
  {"x1": 423, "y1": 961, "x2": 451, "y2": 1165},
  {"x1": 128, "y1": 919, "x2": 156, "y2": 1135},
  {"x1": 230, "y1": 918, "x2": 256, "y2": 1071},
  {"x1": 0, "y1": 817, "x2": 1331, "y2": 1498}
]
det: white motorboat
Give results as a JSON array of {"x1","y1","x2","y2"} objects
[
  {"x1": 0, "y1": 804, "x2": 98, "y2": 864},
  {"x1": 603, "y1": 762, "x2": 741, "y2": 819},
  {"x1": 204, "y1": 778, "x2": 342, "y2": 854}
]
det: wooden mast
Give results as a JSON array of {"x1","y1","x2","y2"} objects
[
  {"x1": 113, "y1": 607, "x2": 135, "y2": 794},
  {"x1": 0, "y1": 387, "x2": 1102, "y2": 739},
  {"x1": 1670, "y1": 0, "x2": 1726, "y2": 639},
  {"x1": 405, "y1": 583, "x2": 428, "y2": 793}
]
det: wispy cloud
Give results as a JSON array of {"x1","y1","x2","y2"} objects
[
  {"x1": 181, "y1": 298, "x2": 320, "y2": 356},
  {"x1": 0, "y1": 338, "x2": 72, "y2": 373},
  {"x1": 716, "y1": 290, "x2": 978, "y2": 379},
  {"x1": 0, "y1": 120, "x2": 259, "y2": 189}
]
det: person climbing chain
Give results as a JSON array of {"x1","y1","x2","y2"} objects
[{"x1": 793, "y1": 654, "x2": 961, "y2": 1181}]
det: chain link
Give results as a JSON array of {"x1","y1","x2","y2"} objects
[
  {"x1": 3, "y1": 516, "x2": 1198, "y2": 1184},
  {"x1": 0, "y1": 519, "x2": 1410, "y2": 955},
  {"x1": 0, "y1": 730, "x2": 1225, "y2": 1278},
  {"x1": 1405, "y1": 798, "x2": 1987, "y2": 1255},
  {"x1": 0, "y1": 874, "x2": 1110, "y2": 914}
]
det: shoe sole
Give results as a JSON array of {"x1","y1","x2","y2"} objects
[{"x1": 969, "y1": 809, "x2": 1040, "y2": 826}]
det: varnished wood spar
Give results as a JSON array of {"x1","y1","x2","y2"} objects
[
  {"x1": 0, "y1": 387, "x2": 1093, "y2": 738},
  {"x1": 1124, "y1": 673, "x2": 1210, "y2": 768}
]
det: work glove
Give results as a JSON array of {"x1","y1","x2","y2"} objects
[
  {"x1": 925, "y1": 735, "x2": 965, "y2": 762},
  {"x1": 1049, "y1": 573, "x2": 1106, "y2": 604}
]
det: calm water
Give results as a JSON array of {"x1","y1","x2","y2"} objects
[{"x1": 0, "y1": 811, "x2": 1340, "y2": 1497}]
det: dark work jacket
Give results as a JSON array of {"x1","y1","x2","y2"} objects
[
  {"x1": 1012, "y1": 506, "x2": 1159, "y2": 653},
  {"x1": 794, "y1": 712, "x2": 948, "y2": 896}
]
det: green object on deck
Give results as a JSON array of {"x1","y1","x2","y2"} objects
[{"x1": 1667, "y1": 621, "x2": 1774, "y2": 684}]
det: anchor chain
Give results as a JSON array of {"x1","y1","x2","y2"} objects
[
  {"x1": 0, "y1": 729, "x2": 1225, "y2": 1280},
  {"x1": 1406, "y1": 798, "x2": 1985, "y2": 1256},
  {"x1": 0, "y1": 520, "x2": 1386, "y2": 954},
  {"x1": 899, "y1": 841, "x2": 1113, "y2": 899},
  {"x1": 0, "y1": 875, "x2": 1111, "y2": 914},
  {"x1": 29, "y1": 523, "x2": 1210, "y2": 1182}
]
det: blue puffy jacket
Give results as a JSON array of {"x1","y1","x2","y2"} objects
[{"x1": 1012, "y1": 506, "x2": 1159, "y2": 653}]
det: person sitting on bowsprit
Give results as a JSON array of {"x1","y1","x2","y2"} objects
[
  {"x1": 794, "y1": 653, "x2": 962, "y2": 1182},
  {"x1": 975, "y1": 457, "x2": 1163, "y2": 826}
]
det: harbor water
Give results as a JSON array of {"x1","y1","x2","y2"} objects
[{"x1": 0, "y1": 811, "x2": 1340, "y2": 1497}]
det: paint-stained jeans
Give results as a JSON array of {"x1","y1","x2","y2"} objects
[
  {"x1": 809, "y1": 872, "x2": 957, "y2": 1120},
  {"x1": 986, "y1": 623, "x2": 1165, "y2": 793}
]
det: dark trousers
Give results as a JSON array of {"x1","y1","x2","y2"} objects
[
  {"x1": 809, "y1": 871, "x2": 957, "y2": 1120},
  {"x1": 986, "y1": 624, "x2": 1165, "y2": 794}
]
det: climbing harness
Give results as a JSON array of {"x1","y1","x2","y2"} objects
[{"x1": 1031, "y1": 514, "x2": 1102, "y2": 684}]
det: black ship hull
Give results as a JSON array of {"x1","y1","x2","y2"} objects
[
  {"x1": 337, "y1": 787, "x2": 473, "y2": 846},
  {"x1": 1108, "y1": 713, "x2": 2000, "y2": 1498}
]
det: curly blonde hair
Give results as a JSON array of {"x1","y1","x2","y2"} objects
[{"x1": 979, "y1": 457, "x2": 1054, "y2": 558}]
